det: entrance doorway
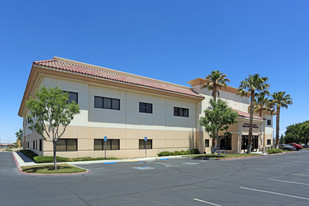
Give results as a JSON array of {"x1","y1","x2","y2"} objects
[{"x1": 241, "y1": 135, "x2": 259, "y2": 152}]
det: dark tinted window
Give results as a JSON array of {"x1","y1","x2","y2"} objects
[
  {"x1": 139, "y1": 139, "x2": 152, "y2": 149},
  {"x1": 267, "y1": 119, "x2": 272, "y2": 126},
  {"x1": 205, "y1": 139, "x2": 209, "y2": 147},
  {"x1": 139, "y1": 102, "x2": 153, "y2": 114},
  {"x1": 94, "y1": 139, "x2": 120, "y2": 150},
  {"x1": 174, "y1": 107, "x2": 189, "y2": 117},
  {"x1": 94, "y1": 96, "x2": 120, "y2": 110},
  {"x1": 56, "y1": 139, "x2": 77, "y2": 151}
]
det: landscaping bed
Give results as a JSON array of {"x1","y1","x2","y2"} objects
[
  {"x1": 21, "y1": 164, "x2": 87, "y2": 174},
  {"x1": 34, "y1": 156, "x2": 117, "y2": 163},
  {"x1": 190, "y1": 153, "x2": 261, "y2": 160}
]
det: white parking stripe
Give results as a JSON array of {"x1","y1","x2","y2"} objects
[
  {"x1": 240, "y1": 186, "x2": 309, "y2": 200},
  {"x1": 291, "y1": 174, "x2": 309, "y2": 177},
  {"x1": 269, "y1": 178, "x2": 309, "y2": 186},
  {"x1": 193, "y1": 198, "x2": 222, "y2": 206}
]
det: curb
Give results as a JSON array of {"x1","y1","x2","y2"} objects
[{"x1": 11, "y1": 152, "x2": 90, "y2": 176}]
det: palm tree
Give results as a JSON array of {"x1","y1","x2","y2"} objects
[
  {"x1": 254, "y1": 92, "x2": 270, "y2": 117},
  {"x1": 201, "y1": 70, "x2": 230, "y2": 101},
  {"x1": 254, "y1": 92, "x2": 270, "y2": 153},
  {"x1": 238, "y1": 74, "x2": 269, "y2": 153},
  {"x1": 271, "y1": 91, "x2": 293, "y2": 148}
]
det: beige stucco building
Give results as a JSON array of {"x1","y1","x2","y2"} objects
[{"x1": 19, "y1": 57, "x2": 274, "y2": 158}]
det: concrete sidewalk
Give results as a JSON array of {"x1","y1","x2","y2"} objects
[{"x1": 12, "y1": 152, "x2": 185, "y2": 167}]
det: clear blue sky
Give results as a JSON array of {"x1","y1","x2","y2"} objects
[{"x1": 1, "y1": 0, "x2": 308, "y2": 143}]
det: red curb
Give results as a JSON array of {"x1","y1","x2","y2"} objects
[{"x1": 11, "y1": 152, "x2": 90, "y2": 176}]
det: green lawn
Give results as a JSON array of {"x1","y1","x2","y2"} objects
[
  {"x1": 21, "y1": 164, "x2": 87, "y2": 174},
  {"x1": 188, "y1": 153, "x2": 261, "y2": 160}
]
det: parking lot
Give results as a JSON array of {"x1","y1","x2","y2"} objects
[{"x1": 1, "y1": 151, "x2": 309, "y2": 206}]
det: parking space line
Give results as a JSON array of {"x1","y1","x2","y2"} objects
[
  {"x1": 240, "y1": 186, "x2": 309, "y2": 200},
  {"x1": 269, "y1": 178, "x2": 309, "y2": 186},
  {"x1": 193, "y1": 198, "x2": 222, "y2": 206},
  {"x1": 291, "y1": 174, "x2": 309, "y2": 177}
]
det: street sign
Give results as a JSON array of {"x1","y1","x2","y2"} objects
[{"x1": 104, "y1": 136, "x2": 107, "y2": 158}]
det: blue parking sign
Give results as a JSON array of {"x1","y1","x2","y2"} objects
[
  {"x1": 104, "y1": 136, "x2": 107, "y2": 142},
  {"x1": 144, "y1": 137, "x2": 147, "y2": 141}
]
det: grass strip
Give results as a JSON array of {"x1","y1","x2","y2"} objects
[{"x1": 21, "y1": 164, "x2": 86, "y2": 174}]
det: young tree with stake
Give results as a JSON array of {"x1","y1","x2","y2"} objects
[{"x1": 26, "y1": 86, "x2": 80, "y2": 170}]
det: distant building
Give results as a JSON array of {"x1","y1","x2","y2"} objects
[{"x1": 19, "y1": 57, "x2": 274, "y2": 158}]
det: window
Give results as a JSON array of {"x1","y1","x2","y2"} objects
[
  {"x1": 267, "y1": 139, "x2": 271, "y2": 145},
  {"x1": 27, "y1": 142, "x2": 29, "y2": 149},
  {"x1": 139, "y1": 102, "x2": 153, "y2": 114},
  {"x1": 205, "y1": 139, "x2": 210, "y2": 147},
  {"x1": 139, "y1": 139, "x2": 152, "y2": 149},
  {"x1": 39, "y1": 139, "x2": 42, "y2": 152},
  {"x1": 174, "y1": 107, "x2": 189, "y2": 117},
  {"x1": 56, "y1": 139, "x2": 77, "y2": 151},
  {"x1": 94, "y1": 139, "x2": 120, "y2": 150},
  {"x1": 267, "y1": 119, "x2": 272, "y2": 126},
  {"x1": 63, "y1": 91, "x2": 78, "y2": 103},
  {"x1": 94, "y1": 96, "x2": 120, "y2": 110},
  {"x1": 33, "y1": 141, "x2": 35, "y2": 149}
]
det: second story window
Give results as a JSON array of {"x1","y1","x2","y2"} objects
[
  {"x1": 139, "y1": 102, "x2": 153, "y2": 114},
  {"x1": 63, "y1": 91, "x2": 78, "y2": 103},
  {"x1": 94, "y1": 96, "x2": 120, "y2": 110},
  {"x1": 174, "y1": 107, "x2": 189, "y2": 117},
  {"x1": 267, "y1": 119, "x2": 272, "y2": 126}
]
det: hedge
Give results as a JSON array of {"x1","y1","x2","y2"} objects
[
  {"x1": 267, "y1": 148, "x2": 283, "y2": 154},
  {"x1": 157, "y1": 149, "x2": 200, "y2": 157},
  {"x1": 20, "y1": 150, "x2": 38, "y2": 160},
  {"x1": 34, "y1": 156, "x2": 70, "y2": 163},
  {"x1": 34, "y1": 156, "x2": 117, "y2": 163}
]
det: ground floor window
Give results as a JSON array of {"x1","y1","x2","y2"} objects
[
  {"x1": 205, "y1": 139, "x2": 210, "y2": 147},
  {"x1": 267, "y1": 139, "x2": 271, "y2": 145},
  {"x1": 94, "y1": 139, "x2": 120, "y2": 150},
  {"x1": 241, "y1": 135, "x2": 258, "y2": 151},
  {"x1": 220, "y1": 136, "x2": 232, "y2": 150},
  {"x1": 39, "y1": 139, "x2": 42, "y2": 152},
  {"x1": 56, "y1": 139, "x2": 77, "y2": 151},
  {"x1": 139, "y1": 139, "x2": 152, "y2": 149}
]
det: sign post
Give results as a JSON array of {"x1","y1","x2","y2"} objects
[
  {"x1": 144, "y1": 137, "x2": 147, "y2": 157},
  {"x1": 104, "y1": 136, "x2": 107, "y2": 158}
]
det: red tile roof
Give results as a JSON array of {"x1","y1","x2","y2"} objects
[
  {"x1": 34, "y1": 57, "x2": 202, "y2": 98},
  {"x1": 233, "y1": 109, "x2": 264, "y2": 120}
]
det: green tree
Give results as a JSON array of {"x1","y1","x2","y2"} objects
[
  {"x1": 26, "y1": 85, "x2": 80, "y2": 169},
  {"x1": 238, "y1": 74, "x2": 269, "y2": 153},
  {"x1": 15, "y1": 129, "x2": 23, "y2": 141},
  {"x1": 301, "y1": 122, "x2": 309, "y2": 146},
  {"x1": 200, "y1": 99, "x2": 238, "y2": 156},
  {"x1": 271, "y1": 91, "x2": 293, "y2": 148},
  {"x1": 201, "y1": 70, "x2": 230, "y2": 101}
]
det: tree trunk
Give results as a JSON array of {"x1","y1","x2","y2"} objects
[
  {"x1": 53, "y1": 139, "x2": 57, "y2": 170},
  {"x1": 217, "y1": 129, "x2": 220, "y2": 157},
  {"x1": 276, "y1": 106, "x2": 280, "y2": 148},
  {"x1": 248, "y1": 91, "x2": 254, "y2": 154},
  {"x1": 213, "y1": 87, "x2": 217, "y2": 102}
]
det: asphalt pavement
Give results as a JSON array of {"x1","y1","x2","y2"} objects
[{"x1": 1, "y1": 151, "x2": 309, "y2": 206}]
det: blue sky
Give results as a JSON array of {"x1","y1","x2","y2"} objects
[{"x1": 0, "y1": 0, "x2": 308, "y2": 143}]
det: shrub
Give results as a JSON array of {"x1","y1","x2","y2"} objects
[
  {"x1": 267, "y1": 148, "x2": 283, "y2": 154},
  {"x1": 157, "y1": 149, "x2": 200, "y2": 156},
  {"x1": 34, "y1": 156, "x2": 69, "y2": 163},
  {"x1": 20, "y1": 150, "x2": 38, "y2": 160}
]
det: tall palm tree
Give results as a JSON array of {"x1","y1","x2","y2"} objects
[
  {"x1": 238, "y1": 74, "x2": 269, "y2": 153},
  {"x1": 254, "y1": 92, "x2": 270, "y2": 153},
  {"x1": 201, "y1": 70, "x2": 230, "y2": 101},
  {"x1": 271, "y1": 91, "x2": 293, "y2": 148},
  {"x1": 254, "y1": 92, "x2": 270, "y2": 117}
]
